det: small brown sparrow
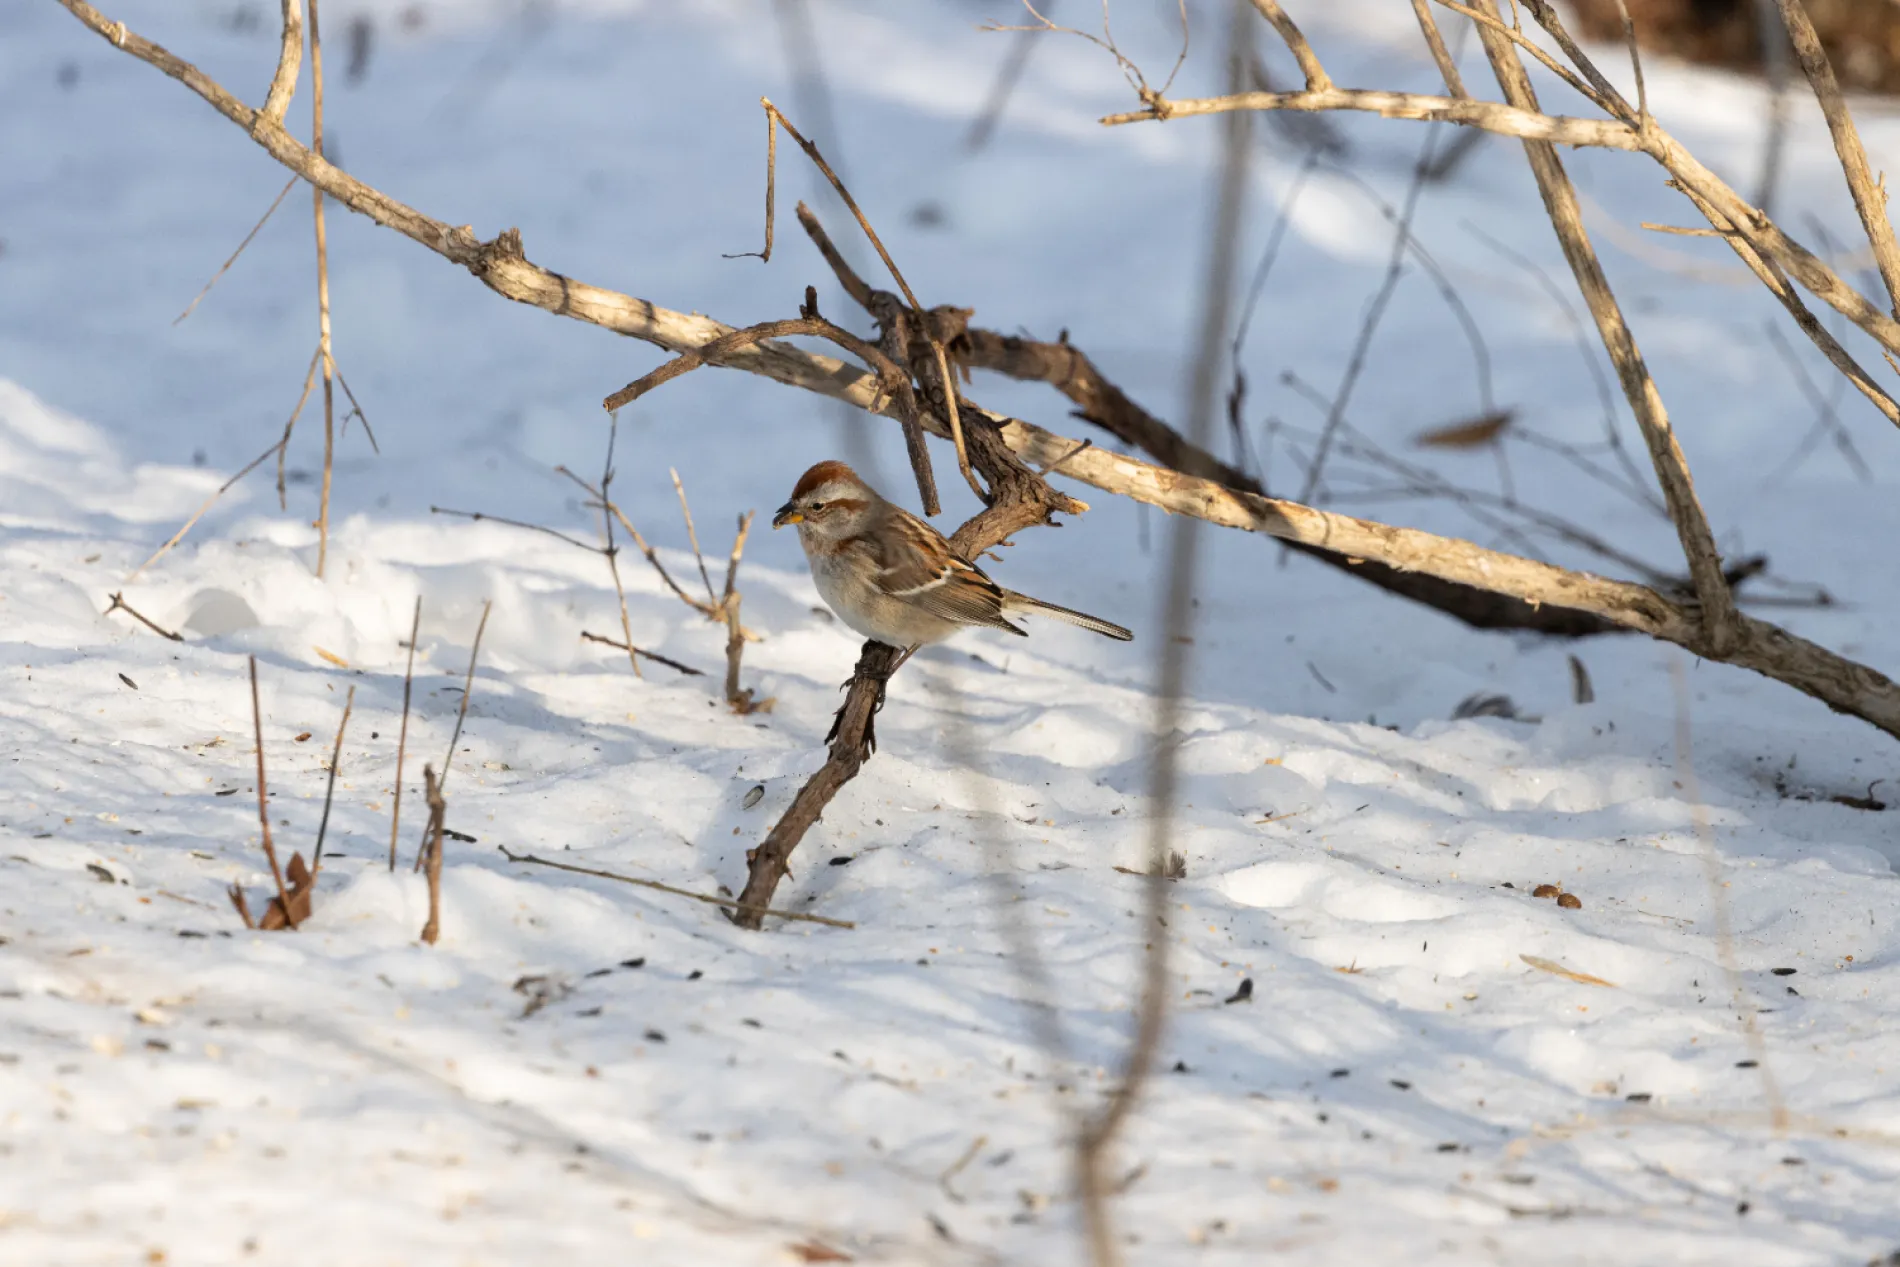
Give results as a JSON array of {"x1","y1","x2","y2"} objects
[{"x1": 773, "y1": 460, "x2": 1132, "y2": 654}]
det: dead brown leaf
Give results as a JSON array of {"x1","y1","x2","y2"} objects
[
  {"x1": 787, "y1": 1241, "x2": 853, "y2": 1264},
  {"x1": 1413, "y1": 409, "x2": 1514, "y2": 450},
  {"x1": 1520, "y1": 953, "x2": 1615, "y2": 988}
]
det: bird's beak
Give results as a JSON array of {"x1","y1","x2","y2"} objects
[{"x1": 772, "y1": 502, "x2": 803, "y2": 528}]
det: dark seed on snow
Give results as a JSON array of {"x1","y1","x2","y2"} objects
[
  {"x1": 1625, "y1": 1092, "x2": 1652, "y2": 1102},
  {"x1": 1329, "y1": 1068, "x2": 1350, "y2": 1079},
  {"x1": 829, "y1": 855, "x2": 854, "y2": 867},
  {"x1": 1736, "y1": 1059, "x2": 1759, "y2": 1068},
  {"x1": 1772, "y1": 967, "x2": 1797, "y2": 976},
  {"x1": 1223, "y1": 978, "x2": 1254, "y2": 1005},
  {"x1": 619, "y1": 958, "x2": 646, "y2": 969}
]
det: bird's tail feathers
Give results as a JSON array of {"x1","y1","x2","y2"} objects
[{"x1": 1006, "y1": 593, "x2": 1133, "y2": 641}]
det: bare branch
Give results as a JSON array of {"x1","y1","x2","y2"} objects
[
  {"x1": 248, "y1": 657, "x2": 295, "y2": 928},
  {"x1": 1472, "y1": 0, "x2": 1740, "y2": 654},
  {"x1": 261, "y1": 0, "x2": 303, "y2": 124},
  {"x1": 1773, "y1": 0, "x2": 1900, "y2": 317},
  {"x1": 1246, "y1": 0, "x2": 1331, "y2": 91},
  {"x1": 61, "y1": 0, "x2": 1900, "y2": 742},
  {"x1": 1411, "y1": 0, "x2": 1468, "y2": 97},
  {"x1": 1102, "y1": 86, "x2": 1635, "y2": 145}
]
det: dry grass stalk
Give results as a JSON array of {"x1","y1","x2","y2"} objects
[
  {"x1": 602, "y1": 419, "x2": 644, "y2": 680},
  {"x1": 247, "y1": 656, "x2": 295, "y2": 926},
  {"x1": 1077, "y1": 12, "x2": 1247, "y2": 1255},
  {"x1": 1669, "y1": 657, "x2": 1790, "y2": 1131},
  {"x1": 388, "y1": 596, "x2": 420, "y2": 871},
  {"x1": 419, "y1": 763, "x2": 446, "y2": 945},
  {"x1": 436, "y1": 603, "x2": 490, "y2": 792},
  {"x1": 310, "y1": 682, "x2": 355, "y2": 872},
  {"x1": 719, "y1": 511, "x2": 770, "y2": 714},
  {"x1": 498, "y1": 847, "x2": 854, "y2": 929},
  {"x1": 669, "y1": 468, "x2": 718, "y2": 608},
  {"x1": 309, "y1": 0, "x2": 337, "y2": 579},
  {"x1": 413, "y1": 600, "x2": 490, "y2": 872},
  {"x1": 58, "y1": 0, "x2": 1900, "y2": 742}
]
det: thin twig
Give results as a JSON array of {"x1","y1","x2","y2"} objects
[
  {"x1": 499, "y1": 847, "x2": 855, "y2": 928},
  {"x1": 725, "y1": 94, "x2": 776, "y2": 262},
  {"x1": 173, "y1": 174, "x2": 297, "y2": 325},
  {"x1": 249, "y1": 656, "x2": 296, "y2": 928},
  {"x1": 429, "y1": 506, "x2": 602, "y2": 554},
  {"x1": 579, "y1": 632, "x2": 705, "y2": 676},
  {"x1": 334, "y1": 367, "x2": 378, "y2": 452},
  {"x1": 1762, "y1": 322, "x2": 1870, "y2": 484},
  {"x1": 311, "y1": 683, "x2": 355, "y2": 873},
  {"x1": 104, "y1": 592, "x2": 183, "y2": 641},
  {"x1": 967, "y1": 5, "x2": 1051, "y2": 151},
  {"x1": 388, "y1": 596, "x2": 420, "y2": 872}
]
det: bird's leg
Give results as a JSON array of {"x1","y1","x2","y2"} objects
[{"x1": 825, "y1": 642, "x2": 914, "y2": 755}]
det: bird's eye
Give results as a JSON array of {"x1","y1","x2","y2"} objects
[{"x1": 808, "y1": 500, "x2": 825, "y2": 512}]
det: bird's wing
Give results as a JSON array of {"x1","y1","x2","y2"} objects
[{"x1": 872, "y1": 508, "x2": 1021, "y2": 632}]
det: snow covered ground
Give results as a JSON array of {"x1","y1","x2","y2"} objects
[{"x1": 7, "y1": 0, "x2": 1900, "y2": 1262}]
